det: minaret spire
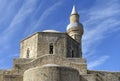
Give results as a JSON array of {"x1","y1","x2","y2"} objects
[
  {"x1": 71, "y1": 5, "x2": 78, "y2": 15},
  {"x1": 69, "y1": 5, "x2": 79, "y2": 23}
]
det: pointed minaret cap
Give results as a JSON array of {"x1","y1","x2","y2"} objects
[{"x1": 71, "y1": 5, "x2": 78, "y2": 15}]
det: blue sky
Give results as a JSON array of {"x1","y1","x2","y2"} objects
[{"x1": 0, "y1": 0, "x2": 120, "y2": 71}]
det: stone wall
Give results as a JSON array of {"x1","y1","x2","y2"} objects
[
  {"x1": 4, "y1": 75, "x2": 23, "y2": 81},
  {"x1": 0, "y1": 74, "x2": 4, "y2": 81},
  {"x1": 13, "y1": 58, "x2": 33, "y2": 64},
  {"x1": 80, "y1": 74, "x2": 96, "y2": 81},
  {"x1": 20, "y1": 33, "x2": 38, "y2": 58},
  {"x1": 66, "y1": 34, "x2": 81, "y2": 57},
  {"x1": 12, "y1": 55, "x2": 87, "y2": 75},
  {"x1": 67, "y1": 58, "x2": 86, "y2": 64},
  {"x1": 0, "y1": 70, "x2": 23, "y2": 81},
  {"x1": 23, "y1": 66, "x2": 80, "y2": 81},
  {"x1": 37, "y1": 32, "x2": 67, "y2": 57},
  {"x1": 20, "y1": 32, "x2": 81, "y2": 59},
  {"x1": 88, "y1": 70, "x2": 120, "y2": 81}
]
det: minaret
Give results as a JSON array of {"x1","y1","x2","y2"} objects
[
  {"x1": 67, "y1": 6, "x2": 84, "y2": 43},
  {"x1": 67, "y1": 5, "x2": 84, "y2": 57}
]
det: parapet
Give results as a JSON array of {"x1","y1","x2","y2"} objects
[{"x1": 23, "y1": 65, "x2": 80, "y2": 81}]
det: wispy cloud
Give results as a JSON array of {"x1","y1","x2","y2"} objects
[
  {"x1": 24, "y1": 1, "x2": 63, "y2": 35},
  {"x1": 81, "y1": 0, "x2": 120, "y2": 69},
  {"x1": 3, "y1": 1, "x2": 37, "y2": 33},
  {"x1": 0, "y1": 0, "x2": 39, "y2": 67},
  {"x1": 0, "y1": 0, "x2": 38, "y2": 45},
  {"x1": 88, "y1": 55, "x2": 109, "y2": 69}
]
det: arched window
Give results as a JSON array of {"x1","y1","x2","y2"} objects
[
  {"x1": 49, "y1": 43, "x2": 53, "y2": 54},
  {"x1": 26, "y1": 48, "x2": 30, "y2": 58}
]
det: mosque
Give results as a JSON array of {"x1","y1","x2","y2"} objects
[{"x1": 0, "y1": 6, "x2": 120, "y2": 81}]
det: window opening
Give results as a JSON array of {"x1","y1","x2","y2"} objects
[
  {"x1": 71, "y1": 50, "x2": 74, "y2": 57},
  {"x1": 49, "y1": 43, "x2": 53, "y2": 54},
  {"x1": 26, "y1": 48, "x2": 30, "y2": 58}
]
